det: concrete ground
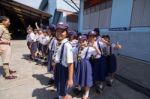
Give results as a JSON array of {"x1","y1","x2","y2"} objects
[
  {"x1": 0, "y1": 40, "x2": 149, "y2": 99},
  {"x1": 116, "y1": 55, "x2": 150, "y2": 89}
]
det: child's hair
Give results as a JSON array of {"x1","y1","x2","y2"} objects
[
  {"x1": 0, "y1": 16, "x2": 9, "y2": 23},
  {"x1": 27, "y1": 26, "x2": 33, "y2": 31},
  {"x1": 102, "y1": 35, "x2": 110, "y2": 41},
  {"x1": 105, "y1": 35, "x2": 110, "y2": 40},
  {"x1": 93, "y1": 28, "x2": 100, "y2": 36}
]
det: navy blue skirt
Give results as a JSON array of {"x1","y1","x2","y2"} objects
[
  {"x1": 92, "y1": 56, "x2": 107, "y2": 82},
  {"x1": 38, "y1": 43, "x2": 42, "y2": 52},
  {"x1": 74, "y1": 59, "x2": 93, "y2": 87},
  {"x1": 54, "y1": 63, "x2": 69, "y2": 96},
  {"x1": 42, "y1": 45, "x2": 48, "y2": 54},
  {"x1": 106, "y1": 54, "x2": 117, "y2": 74},
  {"x1": 31, "y1": 42, "x2": 38, "y2": 53},
  {"x1": 47, "y1": 50, "x2": 54, "y2": 72}
]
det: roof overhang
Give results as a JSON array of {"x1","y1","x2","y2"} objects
[{"x1": 0, "y1": 0, "x2": 51, "y2": 20}]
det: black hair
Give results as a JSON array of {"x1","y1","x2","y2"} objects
[
  {"x1": 102, "y1": 35, "x2": 106, "y2": 38},
  {"x1": 105, "y1": 35, "x2": 110, "y2": 40},
  {"x1": 0, "y1": 16, "x2": 9, "y2": 23},
  {"x1": 93, "y1": 28, "x2": 100, "y2": 36}
]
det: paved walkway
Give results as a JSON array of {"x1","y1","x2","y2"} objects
[
  {"x1": 116, "y1": 55, "x2": 150, "y2": 89},
  {"x1": 0, "y1": 40, "x2": 149, "y2": 99}
]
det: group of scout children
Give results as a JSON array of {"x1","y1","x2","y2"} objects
[
  {"x1": 26, "y1": 23, "x2": 54, "y2": 64},
  {"x1": 26, "y1": 22, "x2": 122, "y2": 99}
]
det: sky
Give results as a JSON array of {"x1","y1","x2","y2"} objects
[{"x1": 14, "y1": 0, "x2": 42, "y2": 9}]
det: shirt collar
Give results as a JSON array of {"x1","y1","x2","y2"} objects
[
  {"x1": 60, "y1": 38, "x2": 68, "y2": 44},
  {"x1": 0, "y1": 23, "x2": 6, "y2": 28}
]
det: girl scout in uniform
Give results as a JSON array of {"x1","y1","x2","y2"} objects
[
  {"x1": 40, "y1": 29, "x2": 50, "y2": 64},
  {"x1": 74, "y1": 35, "x2": 100, "y2": 99},
  {"x1": 30, "y1": 29, "x2": 38, "y2": 61},
  {"x1": 26, "y1": 26, "x2": 37, "y2": 60},
  {"x1": 47, "y1": 24, "x2": 57, "y2": 85},
  {"x1": 53, "y1": 22, "x2": 73, "y2": 99},
  {"x1": 47, "y1": 24, "x2": 57, "y2": 72},
  {"x1": 88, "y1": 31, "x2": 107, "y2": 94},
  {"x1": 102, "y1": 35, "x2": 122, "y2": 86},
  {"x1": 37, "y1": 29, "x2": 44, "y2": 60}
]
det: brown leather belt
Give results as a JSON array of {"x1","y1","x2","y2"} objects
[{"x1": 0, "y1": 42, "x2": 10, "y2": 45}]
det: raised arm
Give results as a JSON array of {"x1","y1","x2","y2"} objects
[{"x1": 35, "y1": 22, "x2": 40, "y2": 30}]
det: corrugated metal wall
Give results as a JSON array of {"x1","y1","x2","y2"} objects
[
  {"x1": 131, "y1": 0, "x2": 150, "y2": 27},
  {"x1": 83, "y1": 0, "x2": 112, "y2": 29}
]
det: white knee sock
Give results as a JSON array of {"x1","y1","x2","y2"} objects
[{"x1": 83, "y1": 89, "x2": 89, "y2": 98}]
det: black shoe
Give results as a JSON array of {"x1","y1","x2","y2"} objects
[
  {"x1": 54, "y1": 97, "x2": 59, "y2": 99},
  {"x1": 106, "y1": 79, "x2": 114, "y2": 87},
  {"x1": 95, "y1": 84, "x2": 104, "y2": 94},
  {"x1": 73, "y1": 87, "x2": 82, "y2": 95}
]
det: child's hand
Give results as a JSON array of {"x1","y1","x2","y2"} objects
[
  {"x1": 115, "y1": 42, "x2": 122, "y2": 49},
  {"x1": 67, "y1": 79, "x2": 73, "y2": 88},
  {"x1": 35, "y1": 22, "x2": 38, "y2": 26}
]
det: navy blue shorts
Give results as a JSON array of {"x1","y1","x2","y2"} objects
[
  {"x1": 38, "y1": 43, "x2": 42, "y2": 52},
  {"x1": 31, "y1": 42, "x2": 38, "y2": 53}
]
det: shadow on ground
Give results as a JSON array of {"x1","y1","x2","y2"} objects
[
  {"x1": 32, "y1": 74, "x2": 57, "y2": 99},
  {"x1": 32, "y1": 86, "x2": 57, "y2": 99},
  {"x1": 0, "y1": 66, "x2": 4, "y2": 76},
  {"x1": 32, "y1": 74, "x2": 50, "y2": 86},
  {"x1": 22, "y1": 54, "x2": 48, "y2": 66}
]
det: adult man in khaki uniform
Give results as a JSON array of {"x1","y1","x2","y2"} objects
[{"x1": 0, "y1": 16, "x2": 17, "y2": 79}]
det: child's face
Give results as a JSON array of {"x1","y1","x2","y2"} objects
[
  {"x1": 43, "y1": 32, "x2": 47, "y2": 36},
  {"x1": 88, "y1": 35, "x2": 96, "y2": 42},
  {"x1": 104, "y1": 37, "x2": 110, "y2": 42},
  {"x1": 79, "y1": 40, "x2": 87, "y2": 48},
  {"x1": 47, "y1": 29, "x2": 52, "y2": 36},
  {"x1": 27, "y1": 28, "x2": 32, "y2": 33},
  {"x1": 34, "y1": 30, "x2": 38, "y2": 34},
  {"x1": 56, "y1": 28, "x2": 67, "y2": 41}
]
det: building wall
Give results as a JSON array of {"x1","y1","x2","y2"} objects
[
  {"x1": 58, "y1": 11, "x2": 78, "y2": 30},
  {"x1": 48, "y1": 0, "x2": 57, "y2": 23},
  {"x1": 83, "y1": 0, "x2": 112, "y2": 29},
  {"x1": 131, "y1": 0, "x2": 150, "y2": 27},
  {"x1": 40, "y1": 0, "x2": 78, "y2": 30},
  {"x1": 111, "y1": 0, "x2": 133, "y2": 28},
  {"x1": 100, "y1": 28, "x2": 150, "y2": 62},
  {"x1": 81, "y1": 0, "x2": 150, "y2": 62}
]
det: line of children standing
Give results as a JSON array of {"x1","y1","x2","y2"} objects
[
  {"x1": 26, "y1": 23, "x2": 51, "y2": 64},
  {"x1": 26, "y1": 22, "x2": 121, "y2": 99}
]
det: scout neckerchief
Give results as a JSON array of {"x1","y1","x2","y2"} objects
[
  {"x1": 77, "y1": 46, "x2": 89, "y2": 60},
  {"x1": 77, "y1": 47, "x2": 82, "y2": 61},
  {"x1": 59, "y1": 41, "x2": 68, "y2": 64},
  {"x1": 52, "y1": 41, "x2": 61, "y2": 61}
]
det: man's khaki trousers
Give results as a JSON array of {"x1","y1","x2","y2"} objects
[{"x1": 0, "y1": 44, "x2": 11, "y2": 76}]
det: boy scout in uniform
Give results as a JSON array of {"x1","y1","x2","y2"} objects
[{"x1": 0, "y1": 16, "x2": 17, "y2": 79}]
